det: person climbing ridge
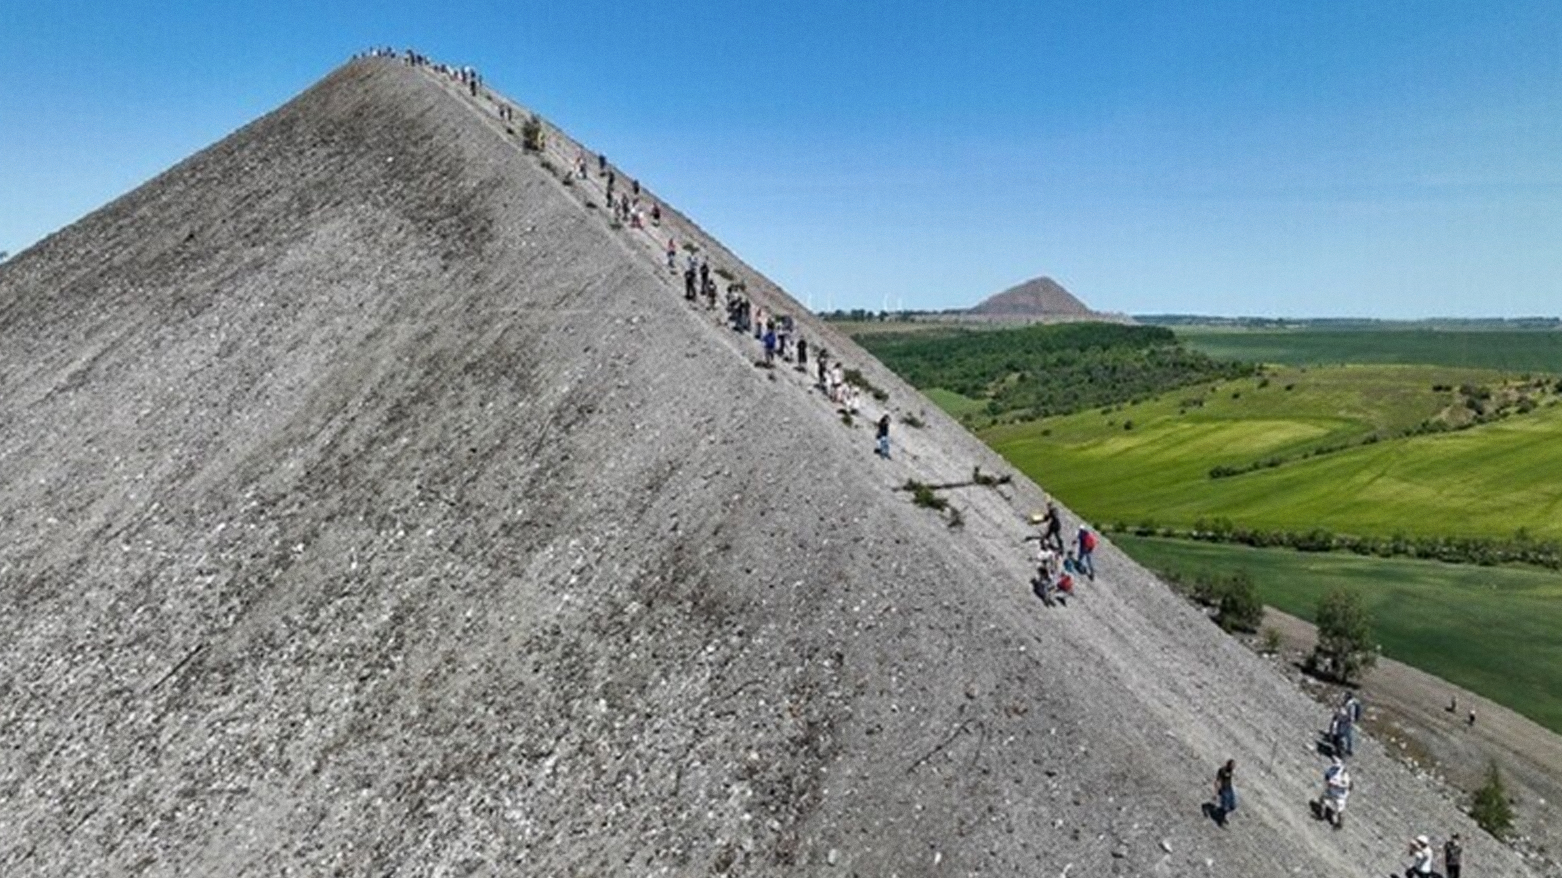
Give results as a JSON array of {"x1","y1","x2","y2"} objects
[
  {"x1": 1317, "y1": 757, "x2": 1351, "y2": 829},
  {"x1": 1075, "y1": 524, "x2": 1097, "y2": 581},
  {"x1": 875, "y1": 414, "x2": 891, "y2": 459},
  {"x1": 1212, "y1": 759, "x2": 1237, "y2": 827},
  {"x1": 1041, "y1": 499, "x2": 1064, "y2": 552},
  {"x1": 1406, "y1": 835, "x2": 1435, "y2": 877}
]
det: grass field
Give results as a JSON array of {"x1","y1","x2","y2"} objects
[
  {"x1": 982, "y1": 365, "x2": 1562, "y2": 541},
  {"x1": 924, "y1": 387, "x2": 988, "y2": 418},
  {"x1": 1176, "y1": 328, "x2": 1562, "y2": 373},
  {"x1": 1113, "y1": 535, "x2": 1562, "y2": 735}
]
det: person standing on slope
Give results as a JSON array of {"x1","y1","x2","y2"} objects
[
  {"x1": 876, "y1": 414, "x2": 891, "y2": 459},
  {"x1": 1075, "y1": 524, "x2": 1097, "y2": 581},
  {"x1": 1319, "y1": 757, "x2": 1351, "y2": 829},
  {"x1": 1406, "y1": 835, "x2": 1436, "y2": 877},
  {"x1": 1041, "y1": 499, "x2": 1064, "y2": 552},
  {"x1": 1443, "y1": 833, "x2": 1463, "y2": 878},
  {"x1": 1213, "y1": 759, "x2": 1237, "y2": 826}
]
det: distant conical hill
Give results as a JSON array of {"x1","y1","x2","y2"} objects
[
  {"x1": 0, "y1": 57, "x2": 1530, "y2": 876},
  {"x1": 970, "y1": 275, "x2": 1093, "y2": 316}
]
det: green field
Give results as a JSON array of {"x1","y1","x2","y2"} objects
[
  {"x1": 868, "y1": 325, "x2": 1562, "y2": 738},
  {"x1": 1114, "y1": 535, "x2": 1562, "y2": 734},
  {"x1": 982, "y1": 365, "x2": 1562, "y2": 541},
  {"x1": 1176, "y1": 327, "x2": 1562, "y2": 372},
  {"x1": 924, "y1": 387, "x2": 988, "y2": 418}
]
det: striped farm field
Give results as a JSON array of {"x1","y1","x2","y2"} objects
[
  {"x1": 1112, "y1": 535, "x2": 1562, "y2": 735},
  {"x1": 1175, "y1": 327, "x2": 1562, "y2": 372},
  {"x1": 981, "y1": 364, "x2": 1562, "y2": 542}
]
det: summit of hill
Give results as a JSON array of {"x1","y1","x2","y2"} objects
[
  {"x1": 971, "y1": 275, "x2": 1093, "y2": 317},
  {"x1": 0, "y1": 56, "x2": 1537, "y2": 876}
]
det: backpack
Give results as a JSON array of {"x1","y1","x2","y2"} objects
[{"x1": 1081, "y1": 530, "x2": 1098, "y2": 552}]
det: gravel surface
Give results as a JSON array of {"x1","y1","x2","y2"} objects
[{"x1": 0, "y1": 58, "x2": 1540, "y2": 876}]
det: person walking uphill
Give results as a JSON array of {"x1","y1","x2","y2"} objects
[
  {"x1": 1212, "y1": 759, "x2": 1237, "y2": 827},
  {"x1": 1041, "y1": 499, "x2": 1064, "y2": 552},
  {"x1": 876, "y1": 414, "x2": 891, "y2": 459},
  {"x1": 1075, "y1": 525, "x2": 1097, "y2": 581}
]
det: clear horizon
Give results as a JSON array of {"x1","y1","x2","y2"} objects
[{"x1": 3, "y1": 2, "x2": 1559, "y2": 320}]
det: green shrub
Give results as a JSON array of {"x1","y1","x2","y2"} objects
[
  {"x1": 1216, "y1": 571, "x2": 1263, "y2": 633},
  {"x1": 843, "y1": 368, "x2": 890, "y2": 403},
  {"x1": 521, "y1": 114, "x2": 545, "y2": 151},
  {"x1": 1309, "y1": 588, "x2": 1377, "y2": 683},
  {"x1": 1470, "y1": 761, "x2": 1515, "y2": 839},
  {"x1": 904, "y1": 479, "x2": 948, "y2": 511},
  {"x1": 1260, "y1": 626, "x2": 1283, "y2": 654}
]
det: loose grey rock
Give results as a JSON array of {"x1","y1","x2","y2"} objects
[{"x1": 0, "y1": 56, "x2": 1543, "y2": 878}]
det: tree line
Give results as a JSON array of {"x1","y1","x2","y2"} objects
[{"x1": 857, "y1": 322, "x2": 1255, "y2": 421}]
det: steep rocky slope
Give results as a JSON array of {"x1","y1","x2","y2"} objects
[{"x1": 0, "y1": 59, "x2": 1537, "y2": 876}]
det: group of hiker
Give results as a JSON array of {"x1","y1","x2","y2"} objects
[
  {"x1": 403, "y1": 48, "x2": 894, "y2": 453},
  {"x1": 379, "y1": 47, "x2": 483, "y2": 98},
  {"x1": 368, "y1": 50, "x2": 1498, "y2": 875},
  {"x1": 1209, "y1": 691, "x2": 1469, "y2": 876},
  {"x1": 1025, "y1": 499, "x2": 1096, "y2": 606}
]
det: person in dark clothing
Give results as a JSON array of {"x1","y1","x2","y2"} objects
[
  {"x1": 1213, "y1": 760, "x2": 1237, "y2": 826},
  {"x1": 1443, "y1": 834, "x2": 1462, "y2": 878},
  {"x1": 1042, "y1": 501, "x2": 1064, "y2": 552},
  {"x1": 684, "y1": 267, "x2": 697, "y2": 301},
  {"x1": 876, "y1": 414, "x2": 891, "y2": 458},
  {"x1": 797, "y1": 337, "x2": 808, "y2": 367}
]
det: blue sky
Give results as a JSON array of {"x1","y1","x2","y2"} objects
[{"x1": 3, "y1": 1, "x2": 1559, "y2": 317}]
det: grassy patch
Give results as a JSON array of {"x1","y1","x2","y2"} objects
[
  {"x1": 924, "y1": 387, "x2": 988, "y2": 421},
  {"x1": 982, "y1": 364, "x2": 1562, "y2": 542},
  {"x1": 1114, "y1": 535, "x2": 1562, "y2": 735}
]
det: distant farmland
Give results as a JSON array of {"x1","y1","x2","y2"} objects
[
  {"x1": 980, "y1": 365, "x2": 1562, "y2": 542},
  {"x1": 1176, "y1": 328, "x2": 1562, "y2": 373}
]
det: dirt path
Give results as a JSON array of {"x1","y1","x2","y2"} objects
[{"x1": 1264, "y1": 608, "x2": 1562, "y2": 875}]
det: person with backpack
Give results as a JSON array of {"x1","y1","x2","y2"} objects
[
  {"x1": 1075, "y1": 525, "x2": 1098, "y2": 580},
  {"x1": 1340, "y1": 693, "x2": 1361, "y2": 757},
  {"x1": 1318, "y1": 757, "x2": 1351, "y2": 829},
  {"x1": 875, "y1": 414, "x2": 891, "y2": 459}
]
